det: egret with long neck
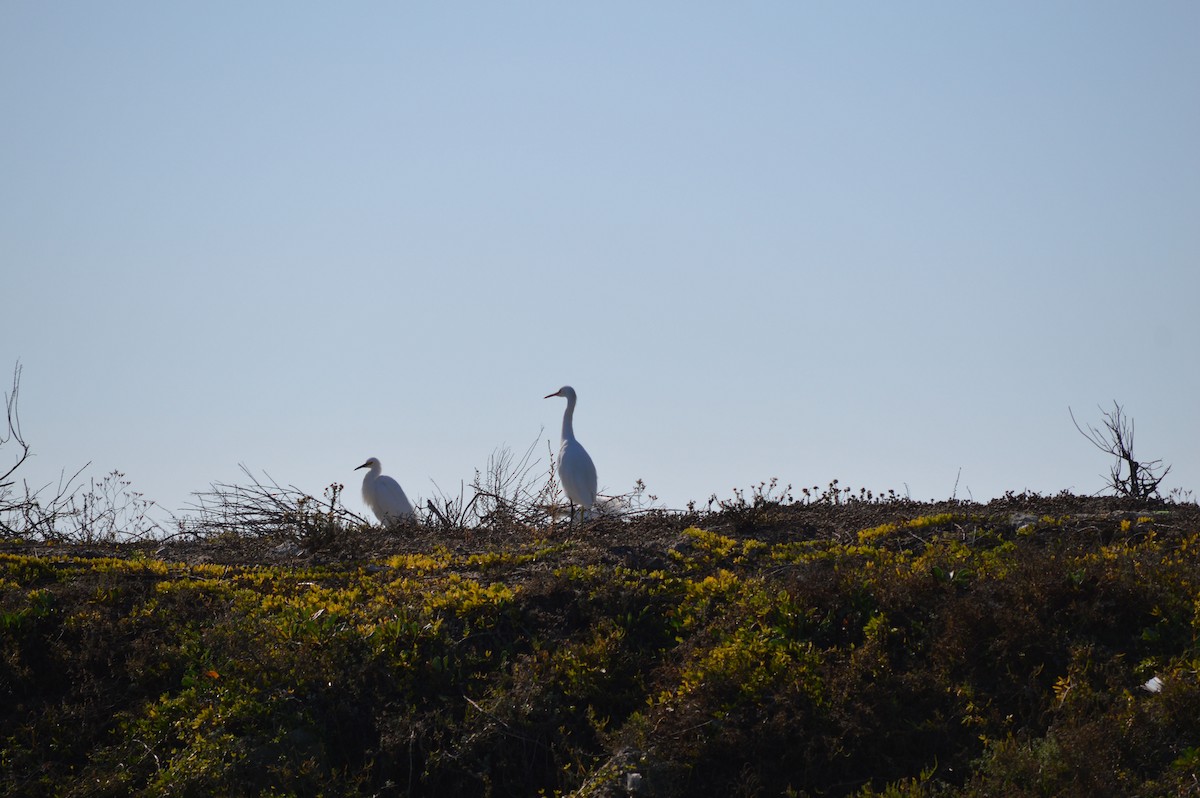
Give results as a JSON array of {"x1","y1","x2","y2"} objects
[
  {"x1": 355, "y1": 457, "x2": 415, "y2": 525},
  {"x1": 545, "y1": 385, "x2": 598, "y2": 522}
]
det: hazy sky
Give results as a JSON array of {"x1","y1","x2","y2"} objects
[{"x1": 3, "y1": 2, "x2": 1198, "y2": 523}]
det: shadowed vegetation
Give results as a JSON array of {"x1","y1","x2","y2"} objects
[{"x1": 2, "y1": 491, "x2": 1200, "y2": 797}]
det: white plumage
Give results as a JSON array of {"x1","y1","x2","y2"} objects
[
  {"x1": 545, "y1": 386, "x2": 598, "y2": 520},
  {"x1": 355, "y1": 457, "x2": 415, "y2": 524}
]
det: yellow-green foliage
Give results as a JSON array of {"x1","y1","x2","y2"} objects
[
  {"x1": 857, "y1": 513, "x2": 964, "y2": 543},
  {"x1": 382, "y1": 550, "x2": 451, "y2": 572},
  {"x1": 676, "y1": 527, "x2": 767, "y2": 568},
  {"x1": 668, "y1": 572, "x2": 821, "y2": 710},
  {"x1": 4, "y1": 499, "x2": 1200, "y2": 798}
]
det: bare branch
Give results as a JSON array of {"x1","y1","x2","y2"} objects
[
  {"x1": 1070, "y1": 402, "x2": 1171, "y2": 500},
  {"x1": 183, "y1": 463, "x2": 367, "y2": 541},
  {"x1": 1, "y1": 362, "x2": 30, "y2": 489}
]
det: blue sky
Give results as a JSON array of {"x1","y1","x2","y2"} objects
[{"x1": 3, "y1": 2, "x2": 1198, "y2": 522}]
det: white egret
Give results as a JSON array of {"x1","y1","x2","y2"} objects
[
  {"x1": 545, "y1": 386, "x2": 598, "y2": 521},
  {"x1": 355, "y1": 457, "x2": 415, "y2": 525}
]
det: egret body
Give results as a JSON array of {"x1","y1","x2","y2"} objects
[
  {"x1": 545, "y1": 386, "x2": 598, "y2": 520},
  {"x1": 355, "y1": 457, "x2": 415, "y2": 524}
]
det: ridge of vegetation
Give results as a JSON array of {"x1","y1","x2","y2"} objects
[{"x1": 3, "y1": 492, "x2": 1199, "y2": 797}]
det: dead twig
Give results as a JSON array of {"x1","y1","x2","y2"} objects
[{"x1": 1070, "y1": 403, "x2": 1171, "y2": 500}]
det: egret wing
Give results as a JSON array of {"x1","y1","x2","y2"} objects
[
  {"x1": 559, "y1": 440, "x2": 597, "y2": 509},
  {"x1": 374, "y1": 475, "x2": 415, "y2": 520}
]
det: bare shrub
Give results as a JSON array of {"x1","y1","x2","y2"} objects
[
  {"x1": 1071, "y1": 402, "x2": 1171, "y2": 500},
  {"x1": 0, "y1": 462, "x2": 165, "y2": 543},
  {"x1": 1, "y1": 462, "x2": 87, "y2": 541},
  {"x1": 56, "y1": 470, "x2": 164, "y2": 543},
  {"x1": 425, "y1": 438, "x2": 558, "y2": 531},
  {"x1": 471, "y1": 437, "x2": 560, "y2": 529},
  {"x1": 1, "y1": 364, "x2": 161, "y2": 541},
  {"x1": 423, "y1": 478, "x2": 476, "y2": 531},
  {"x1": 1, "y1": 363, "x2": 30, "y2": 496},
  {"x1": 593, "y1": 478, "x2": 662, "y2": 518},
  {"x1": 184, "y1": 465, "x2": 364, "y2": 545}
]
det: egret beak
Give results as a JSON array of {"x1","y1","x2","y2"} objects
[
  {"x1": 544, "y1": 392, "x2": 557, "y2": 399},
  {"x1": 355, "y1": 461, "x2": 370, "y2": 470}
]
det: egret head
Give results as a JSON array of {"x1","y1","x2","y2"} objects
[
  {"x1": 356, "y1": 457, "x2": 381, "y2": 471},
  {"x1": 544, "y1": 386, "x2": 576, "y2": 401}
]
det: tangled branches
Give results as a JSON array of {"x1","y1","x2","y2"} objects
[
  {"x1": 1071, "y1": 402, "x2": 1171, "y2": 500},
  {"x1": 2, "y1": 365, "x2": 162, "y2": 542},
  {"x1": 184, "y1": 465, "x2": 368, "y2": 546}
]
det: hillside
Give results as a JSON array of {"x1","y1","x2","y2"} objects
[{"x1": 3, "y1": 493, "x2": 1200, "y2": 797}]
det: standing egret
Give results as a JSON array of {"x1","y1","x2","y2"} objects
[
  {"x1": 355, "y1": 457, "x2": 415, "y2": 525},
  {"x1": 545, "y1": 386, "x2": 598, "y2": 522}
]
